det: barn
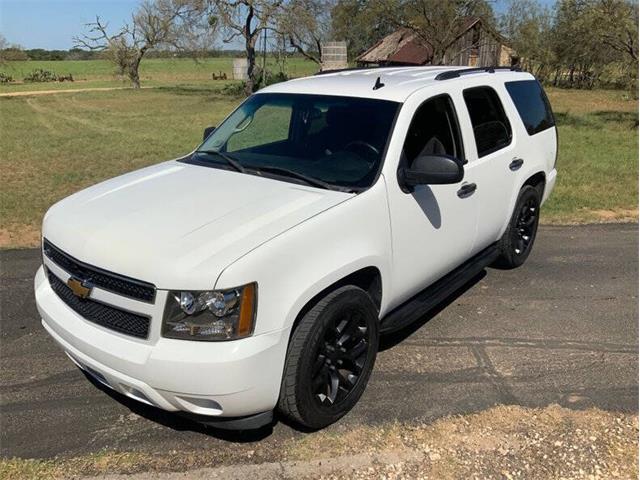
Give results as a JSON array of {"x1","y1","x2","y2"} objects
[{"x1": 356, "y1": 17, "x2": 517, "y2": 68}]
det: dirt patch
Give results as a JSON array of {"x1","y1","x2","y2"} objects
[
  {"x1": 542, "y1": 208, "x2": 639, "y2": 225},
  {"x1": 546, "y1": 88, "x2": 638, "y2": 115},
  {"x1": 287, "y1": 405, "x2": 638, "y2": 479},
  {"x1": 587, "y1": 208, "x2": 639, "y2": 223},
  {"x1": 1, "y1": 405, "x2": 636, "y2": 479},
  {"x1": 0, "y1": 224, "x2": 41, "y2": 249}
]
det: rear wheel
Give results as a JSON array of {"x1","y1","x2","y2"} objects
[
  {"x1": 494, "y1": 185, "x2": 541, "y2": 269},
  {"x1": 278, "y1": 285, "x2": 379, "y2": 429}
]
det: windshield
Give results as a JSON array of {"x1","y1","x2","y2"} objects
[{"x1": 192, "y1": 93, "x2": 400, "y2": 190}]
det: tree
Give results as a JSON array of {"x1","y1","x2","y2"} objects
[
  {"x1": 74, "y1": 0, "x2": 209, "y2": 88},
  {"x1": 378, "y1": 0, "x2": 495, "y2": 65},
  {"x1": 278, "y1": 0, "x2": 333, "y2": 67},
  {"x1": 500, "y1": 0, "x2": 637, "y2": 88},
  {"x1": 550, "y1": 0, "x2": 619, "y2": 88},
  {"x1": 0, "y1": 34, "x2": 29, "y2": 63},
  {"x1": 331, "y1": 0, "x2": 394, "y2": 60},
  {"x1": 500, "y1": 0, "x2": 556, "y2": 80},
  {"x1": 211, "y1": 0, "x2": 285, "y2": 95},
  {"x1": 592, "y1": 0, "x2": 638, "y2": 62},
  {"x1": 0, "y1": 34, "x2": 6, "y2": 65}
]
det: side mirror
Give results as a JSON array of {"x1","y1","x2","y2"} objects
[
  {"x1": 399, "y1": 154, "x2": 464, "y2": 191},
  {"x1": 203, "y1": 126, "x2": 216, "y2": 141}
]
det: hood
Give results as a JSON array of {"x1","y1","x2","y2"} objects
[{"x1": 43, "y1": 161, "x2": 352, "y2": 289}]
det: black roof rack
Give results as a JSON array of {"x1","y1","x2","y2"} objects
[
  {"x1": 314, "y1": 64, "x2": 438, "y2": 76},
  {"x1": 314, "y1": 66, "x2": 383, "y2": 76},
  {"x1": 434, "y1": 66, "x2": 521, "y2": 80},
  {"x1": 313, "y1": 65, "x2": 522, "y2": 79}
]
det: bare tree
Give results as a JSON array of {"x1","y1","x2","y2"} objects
[
  {"x1": 278, "y1": 0, "x2": 333, "y2": 67},
  {"x1": 74, "y1": 0, "x2": 209, "y2": 88},
  {"x1": 211, "y1": 0, "x2": 284, "y2": 95}
]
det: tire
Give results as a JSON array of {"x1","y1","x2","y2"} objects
[
  {"x1": 494, "y1": 185, "x2": 541, "y2": 269},
  {"x1": 278, "y1": 285, "x2": 379, "y2": 429}
]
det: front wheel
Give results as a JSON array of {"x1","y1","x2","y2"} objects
[
  {"x1": 278, "y1": 285, "x2": 379, "y2": 429},
  {"x1": 494, "y1": 185, "x2": 541, "y2": 269}
]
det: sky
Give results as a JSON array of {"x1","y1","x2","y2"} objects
[
  {"x1": 0, "y1": 0, "x2": 556, "y2": 51},
  {"x1": 0, "y1": 0, "x2": 141, "y2": 50}
]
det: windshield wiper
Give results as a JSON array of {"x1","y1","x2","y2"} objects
[
  {"x1": 195, "y1": 149, "x2": 246, "y2": 173},
  {"x1": 247, "y1": 165, "x2": 348, "y2": 192}
]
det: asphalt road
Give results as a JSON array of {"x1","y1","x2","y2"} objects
[{"x1": 1, "y1": 224, "x2": 637, "y2": 460}]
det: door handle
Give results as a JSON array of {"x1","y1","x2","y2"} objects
[
  {"x1": 509, "y1": 158, "x2": 524, "y2": 171},
  {"x1": 457, "y1": 183, "x2": 477, "y2": 198}
]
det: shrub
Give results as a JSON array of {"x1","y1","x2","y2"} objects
[
  {"x1": 254, "y1": 68, "x2": 289, "y2": 90},
  {"x1": 22, "y1": 69, "x2": 73, "y2": 83},
  {"x1": 23, "y1": 69, "x2": 58, "y2": 83},
  {"x1": 0, "y1": 72, "x2": 14, "y2": 83},
  {"x1": 221, "y1": 81, "x2": 247, "y2": 97},
  {"x1": 262, "y1": 71, "x2": 289, "y2": 87}
]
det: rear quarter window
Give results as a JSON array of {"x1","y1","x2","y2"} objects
[{"x1": 505, "y1": 80, "x2": 555, "y2": 136}]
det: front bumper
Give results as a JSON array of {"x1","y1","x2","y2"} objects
[{"x1": 35, "y1": 265, "x2": 289, "y2": 419}]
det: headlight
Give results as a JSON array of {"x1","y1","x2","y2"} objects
[{"x1": 162, "y1": 283, "x2": 257, "y2": 341}]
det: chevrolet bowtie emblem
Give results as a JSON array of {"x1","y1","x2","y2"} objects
[{"x1": 67, "y1": 277, "x2": 93, "y2": 299}]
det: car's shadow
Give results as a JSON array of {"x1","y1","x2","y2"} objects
[
  {"x1": 84, "y1": 270, "x2": 487, "y2": 440},
  {"x1": 83, "y1": 371, "x2": 276, "y2": 442}
]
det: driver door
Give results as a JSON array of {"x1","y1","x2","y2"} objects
[{"x1": 385, "y1": 92, "x2": 479, "y2": 308}]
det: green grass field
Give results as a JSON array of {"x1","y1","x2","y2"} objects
[
  {"x1": 543, "y1": 89, "x2": 638, "y2": 223},
  {"x1": 0, "y1": 77, "x2": 637, "y2": 247},
  {"x1": 0, "y1": 58, "x2": 318, "y2": 92}
]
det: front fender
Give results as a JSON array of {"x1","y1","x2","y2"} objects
[{"x1": 214, "y1": 179, "x2": 393, "y2": 336}]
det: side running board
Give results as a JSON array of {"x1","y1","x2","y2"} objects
[{"x1": 380, "y1": 243, "x2": 499, "y2": 334}]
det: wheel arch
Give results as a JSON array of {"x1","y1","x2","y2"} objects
[
  {"x1": 290, "y1": 266, "x2": 383, "y2": 337},
  {"x1": 499, "y1": 170, "x2": 547, "y2": 240},
  {"x1": 522, "y1": 171, "x2": 546, "y2": 196}
]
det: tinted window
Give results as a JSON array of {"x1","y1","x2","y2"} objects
[
  {"x1": 505, "y1": 80, "x2": 555, "y2": 135},
  {"x1": 463, "y1": 87, "x2": 512, "y2": 157},
  {"x1": 402, "y1": 95, "x2": 464, "y2": 165},
  {"x1": 194, "y1": 93, "x2": 399, "y2": 190}
]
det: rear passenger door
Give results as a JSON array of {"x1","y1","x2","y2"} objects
[{"x1": 460, "y1": 85, "x2": 519, "y2": 252}]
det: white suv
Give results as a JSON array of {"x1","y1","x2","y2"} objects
[{"x1": 35, "y1": 66, "x2": 557, "y2": 430}]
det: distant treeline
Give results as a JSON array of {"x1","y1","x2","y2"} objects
[{"x1": 1, "y1": 48, "x2": 297, "y2": 61}]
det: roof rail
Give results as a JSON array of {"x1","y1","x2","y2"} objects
[
  {"x1": 313, "y1": 65, "x2": 522, "y2": 78},
  {"x1": 434, "y1": 66, "x2": 521, "y2": 81},
  {"x1": 314, "y1": 64, "x2": 431, "y2": 76},
  {"x1": 314, "y1": 66, "x2": 386, "y2": 76}
]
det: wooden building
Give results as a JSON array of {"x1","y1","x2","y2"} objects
[{"x1": 357, "y1": 18, "x2": 517, "y2": 68}]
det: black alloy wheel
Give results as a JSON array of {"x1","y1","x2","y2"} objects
[
  {"x1": 513, "y1": 196, "x2": 538, "y2": 255},
  {"x1": 278, "y1": 285, "x2": 379, "y2": 429},
  {"x1": 311, "y1": 310, "x2": 370, "y2": 407},
  {"x1": 494, "y1": 185, "x2": 541, "y2": 269}
]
